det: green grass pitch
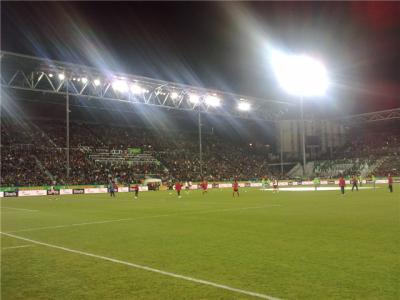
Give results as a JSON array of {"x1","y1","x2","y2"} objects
[{"x1": 1, "y1": 187, "x2": 398, "y2": 300}]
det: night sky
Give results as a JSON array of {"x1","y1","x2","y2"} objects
[{"x1": 2, "y1": 1, "x2": 400, "y2": 115}]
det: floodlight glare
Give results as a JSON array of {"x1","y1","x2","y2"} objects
[
  {"x1": 271, "y1": 51, "x2": 329, "y2": 96},
  {"x1": 205, "y1": 95, "x2": 221, "y2": 107},
  {"x1": 58, "y1": 73, "x2": 65, "y2": 80},
  {"x1": 112, "y1": 80, "x2": 128, "y2": 93},
  {"x1": 130, "y1": 84, "x2": 143, "y2": 94},
  {"x1": 93, "y1": 79, "x2": 101, "y2": 86},
  {"x1": 189, "y1": 94, "x2": 200, "y2": 104},
  {"x1": 48, "y1": 73, "x2": 54, "y2": 78},
  {"x1": 81, "y1": 77, "x2": 88, "y2": 84},
  {"x1": 238, "y1": 101, "x2": 251, "y2": 111},
  {"x1": 170, "y1": 92, "x2": 179, "y2": 100}
]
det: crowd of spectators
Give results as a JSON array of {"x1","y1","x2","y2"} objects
[
  {"x1": 312, "y1": 129, "x2": 400, "y2": 178},
  {"x1": 2, "y1": 119, "x2": 399, "y2": 187},
  {"x1": 1, "y1": 120, "x2": 277, "y2": 186}
]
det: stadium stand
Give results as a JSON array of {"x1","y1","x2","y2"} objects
[
  {"x1": 1, "y1": 120, "x2": 280, "y2": 186},
  {"x1": 2, "y1": 116, "x2": 399, "y2": 187}
]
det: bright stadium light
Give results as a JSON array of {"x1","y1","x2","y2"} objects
[
  {"x1": 271, "y1": 51, "x2": 329, "y2": 97},
  {"x1": 81, "y1": 77, "x2": 88, "y2": 84},
  {"x1": 271, "y1": 50, "x2": 329, "y2": 176},
  {"x1": 93, "y1": 79, "x2": 101, "y2": 86},
  {"x1": 58, "y1": 73, "x2": 65, "y2": 80},
  {"x1": 48, "y1": 73, "x2": 54, "y2": 78},
  {"x1": 112, "y1": 80, "x2": 129, "y2": 93},
  {"x1": 189, "y1": 93, "x2": 200, "y2": 104},
  {"x1": 130, "y1": 83, "x2": 143, "y2": 94},
  {"x1": 205, "y1": 95, "x2": 221, "y2": 107},
  {"x1": 170, "y1": 92, "x2": 179, "y2": 100},
  {"x1": 238, "y1": 101, "x2": 251, "y2": 111}
]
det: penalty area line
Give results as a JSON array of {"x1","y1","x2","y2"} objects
[{"x1": 1, "y1": 232, "x2": 282, "y2": 300}]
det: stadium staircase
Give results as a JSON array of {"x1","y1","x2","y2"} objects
[
  {"x1": 32, "y1": 154, "x2": 54, "y2": 181},
  {"x1": 286, "y1": 163, "x2": 302, "y2": 178}
]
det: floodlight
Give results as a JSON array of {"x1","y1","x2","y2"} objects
[
  {"x1": 81, "y1": 77, "x2": 88, "y2": 84},
  {"x1": 112, "y1": 80, "x2": 129, "y2": 93},
  {"x1": 205, "y1": 95, "x2": 221, "y2": 107},
  {"x1": 271, "y1": 51, "x2": 329, "y2": 96},
  {"x1": 189, "y1": 94, "x2": 200, "y2": 104},
  {"x1": 48, "y1": 73, "x2": 54, "y2": 78},
  {"x1": 93, "y1": 79, "x2": 101, "y2": 86},
  {"x1": 130, "y1": 83, "x2": 143, "y2": 94},
  {"x1": 238, "y1": 101, "x2": 251, "y2": 111},
  {"x1": 58, "y1": 73, "x2": 65, "y2": 80},
  {"x1": 170, "y1": 92, "x2": 179, "y2": 100}
]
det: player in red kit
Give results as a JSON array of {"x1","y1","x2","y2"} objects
[
  {"x1": 133, "y1": 183, "x2": 139, "y2": 199},
  {"x1": 272, "y1": 178, "x2": 279, "y2": 193},
  {"x1": 339, "y1": 176, "x2": 346, "y2": 195},
  {"x1": 175, "y1": 182, "x2": 183, "y2": 198},
  {"x1": 388, "y1": 173, "x2": 393, "y2": 193},
  {"x1": 232, "y1": 180, "x2": 239, "y2": 198},
  {"x1": 201, "y1": 180, "x2": 208, "y2": 195}
]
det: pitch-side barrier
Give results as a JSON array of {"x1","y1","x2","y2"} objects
[{"x1": 0, "y1": 179, "x2": 394, "y2": 198}]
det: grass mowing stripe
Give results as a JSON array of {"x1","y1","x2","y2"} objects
[
  {"x1": 1, "y1": 232, "x2": 283, "y2": 300},
  {"x1": 1, "y1": 207, "x2": 39, "y2": 212},
  {"x1": 7, "y1": 204, "x2": 281, "y2": 234}
]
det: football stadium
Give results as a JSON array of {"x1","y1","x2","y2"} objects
[{"x1": 1, "y1": 2, "x2": 399, "y2": 300}]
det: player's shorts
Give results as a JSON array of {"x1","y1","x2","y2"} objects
[
  {"x1": 233, "y1": 189, "x2": 238, "y2": 192},
  {"x1": 273, "y1": 185, "x2": 278, "y2": 189}
]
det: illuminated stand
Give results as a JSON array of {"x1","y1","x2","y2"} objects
[
  {"x1": 1, "y1": 52, "x2": 398, "y2": 180},
  {"x1": 0, "y1": 51, "x2": 293, "y2": 178}
]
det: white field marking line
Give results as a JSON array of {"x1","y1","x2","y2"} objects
[
  {"x1": 1, "y1": 207, "x2": 39, "y2": 212},
  {"x1": 6, "y1": 204, "x2": 281, "y2": 234},
  {"x1": 1, "y1": 232, "x2": 282, "y2": 300},
  {"x1": 2, "y1": 244, "x2": 34, "y2": 250}
]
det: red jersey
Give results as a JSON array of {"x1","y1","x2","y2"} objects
[
  {"x1": 175, "y1": 183, "x2": 183, "y2": 191},
  {"x1": 202, "y1": 182, "x2": 208, "y2": 190},
  {"x1": 388, "y1": 176, "x2": 393, "y2": 184},
  {"x1": 133, "y1": 184, "x2": 139, "y2": 191},
  {"x1": 233, "y1": 182, "x2": 239, "y2": 190},
  {"x1": 339, "y1": 178, "x2": 346, "y2": 187}
]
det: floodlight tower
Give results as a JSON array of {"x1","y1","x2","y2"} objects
[{"x1": 271, "y1": 51, "x2": 329, "y2": 176}]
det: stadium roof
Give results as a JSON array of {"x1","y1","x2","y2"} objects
[{"x1": 0, "y1": 51, "x2": 296, "y2": 122}]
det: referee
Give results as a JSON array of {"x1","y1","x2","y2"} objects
[{"x1": 351, "y1": 175, "x2": 359, "y2": 192}]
